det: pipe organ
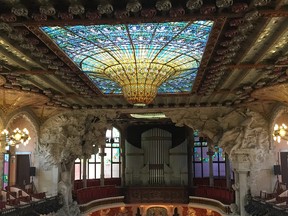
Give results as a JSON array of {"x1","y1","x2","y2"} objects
[{"x1": 125, "y1": 127, "x2": 188, "y2": 186}]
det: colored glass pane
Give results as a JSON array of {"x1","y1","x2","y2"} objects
[
  {"x1": 112, "y1": 148, "x2": 120, "y2": 162},
  {"x1": 41, "y1": 21, "x2": 213, "y2": 95}
]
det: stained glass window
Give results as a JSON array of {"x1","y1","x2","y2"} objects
[
  {"x1": 75, "y1": 127, "x2": 121, "y2": 180},
  {"x1": 192, "y1": 130, "x2": 228, "y2": 178},
  {"x1": 41, "y1": 21, "x2": 213, "y2": 95},
  {"x1": 3, "y1": 153, "x2": 9, "y2": 188}
]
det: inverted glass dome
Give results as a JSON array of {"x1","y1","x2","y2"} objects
[{"x1": 42, "y1": 21, "x2": 213, "y2": 105}]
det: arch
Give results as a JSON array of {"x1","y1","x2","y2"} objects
[
  {"x1": 269, "y1": 104, "x2": 288, "y2": 150},
  {"x1": 4, "y1": 109, "x2": 40, "y2": 147}
]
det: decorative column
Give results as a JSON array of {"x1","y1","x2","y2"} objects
[
  {"x1": 99, "y1": 145, "x2": 106, "y2": 186},
  {"x1": 207, "y1": 148, "x2": 214, "y2": 187},
  {"x1": 232, "y1": 150, "x2": 251, "y2": 216},
  {"x1": 120, "y1": 126, "x2": 127, "y2": 187},
  {"x1": 82, "y1": 156, "x2": 87, "y2": 188},
  {"x1": 186, "y1": 127, "x2": 194, "y2": 187},
  {"x1": 0, "y1": 153, "x2": 4, "y2": 187},
  {"x1": 9, "y1": 146, "x2": 16, "y2": 186},
  {"x1": 225, "y1": 153, "x2": 231, "y2": 189}
]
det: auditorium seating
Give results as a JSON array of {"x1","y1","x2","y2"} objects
[
  {"x1": 0, "y1": 185, "x2": 46, "y2": 209},
  {"x1": 73, "y1": 178, "x2": 121, "y2": 191},
  {"x1": 194, "y1": 185, "x2": 234, "y2": 204},
  {"x1": 76, "y1": 185, "x2": 122, "y2": 204}
]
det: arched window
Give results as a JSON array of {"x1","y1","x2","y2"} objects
[
  {"x1": 193, "y1": 130, "x2": 226, "y2": 178},
  {"x1": 74, "y1": 127, "x2": 121, "y2": 180}
]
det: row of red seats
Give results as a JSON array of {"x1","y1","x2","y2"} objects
[
  {"x1": 76, "y1": 185, "x2": 122, "y2": 204},
  {"x1": 195, "y1": 186, "x2": 234, "y2": 204},
  {"x1": 193, "y1": 178, "x2": 233, "y2": 188},
  {"x1": 0, "y1": 190, "x2": 24, "y2": 210},
  {"x1": 74, "y1": 178, "x2": 121, "y2": 191}
]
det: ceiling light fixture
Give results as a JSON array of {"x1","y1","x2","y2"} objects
[
  {"x1": 1, "y1": 128, "x2": 31, "y2": 150},
  {"x1": 273, "y1": 123, "x2": 288, "y2": 143},
  {"x1": 130, "y1": 113, "x2": 167, "y2": 119}
]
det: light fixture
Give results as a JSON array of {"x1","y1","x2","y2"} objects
[
  {"x1": 130, "y1": 113, "x2": 167, "y2": 119},
  {"x1": 41, "y1": 21, "x2": 214, "y2": 105},
  {"x1": 1, "y1": 128, "x2": 31, "y2": 150},
  {"x1": 273, "y1": 123, "x2": 288, "y2": 143}
]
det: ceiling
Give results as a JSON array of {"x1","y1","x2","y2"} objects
[{"x1": 0, "y1": 0, "x2": 288, "y2": 122}]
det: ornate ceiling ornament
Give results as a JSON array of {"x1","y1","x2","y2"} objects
[
  {"x1": 86, "y1": 11, "x2": 101, "y2": 20},
  {"x1": 216, "y1": 0, "x2": 233, "y2": 8},
  {"x1": 32, "y1": 13, "x2": 47, "y2": 21},
  {"x1": 126, "y1": 0, "x2": 142, "y2": 13},
  {"x1": 186, "y1": 0, "x2": 203, "y2": 10},
  {"x1": 11, "y1": 4, "x2": 28, "y2": 17},
  {"x1": 58, "y1": 12, "x2": 73, "y2": 20},
  {"x1": 140, "y1": 8, "x2": 157, "y2": 18},
  {"x1": 39, "y1": 5, "x2": 56, "y2": 16},
  {"x1": 97, "y1": 3, "x2": 113, "y2": 15},
  {"x1": 0, "y1": 22, "x2": 12, "y2": 32},
  {"x1": 244, "y1": 10, "x2": 260, "y2": 22},
  {"x1": 156, "y1": 0, "x2": 172, "y2": 11},
  {"x1": 68, "y1": 4, "x2": 85, "y2": 15},
  {"x1": 200, "y1": 4, "x2": 216, "y2": 15},
  {"x1": 0, "y1": 13, "x2": 17, "y2": 22},
  {"x1": 231, "y1": 2, "x2": 248, "y2": 13},
  {"x1": 254, "y1": 0, "x2": 271, "y2": 6}
]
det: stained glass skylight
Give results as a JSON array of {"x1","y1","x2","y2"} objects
[{"x1": 41, "y1": 21, "x2": 213, "y2": 103}]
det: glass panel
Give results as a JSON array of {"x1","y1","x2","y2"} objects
[
  {"x1": 112, "y1": 143, "x2": 120, "y2": 147},
  {"x1": 202, "y1": 147, "x2": 209, "y2": 163},
  {"x1": 112, "y1": 128, "x2": 120, "y2": 138},
  {"x1": 193, "y1": 147, "x2": 201, "y2": 161},
  {"x1": 96, "y1": 153, "x2": 101, "y2": 162},
  {"x1": 194, "y1": 141, "x2": 201, "y2": 146},
  {"x1": 3, "y1": 154, "x2": 9, "y2": 188},
  {"x1": 74, "y1": 164, "x2": 81, "y2": 180},
  {"x1": 104, "y1": 163, "x2": 112, "y2": 178},
  {"x1": 112, "y1": 148, "x2": 120, "y2": 162},
  {"x1": 219, "y1": 163, "x2": 226, "y2": 177},
  {"x1": 88, "y1": 164, "x2": 95, "y2": 179},
  {"x1": 105, "y1": 148, "x2": 112, "y2": 165},
  {"x1": 202, "y1": 162, "x2": 209, "y2": 177},
  {"x1": 96, "y1": 164, "x2": 101, "y2": 179},
  {"x1": 41, "y1": 21, "x2": 214, "y2": 95},
  {"x1": 89, "y1": 154, "x2": 95, "y2": 162},
  {"x1": 212, "y1": 152, "x2": 219, "y2": 162},
  {"x1": 113, "y1": 137, "x2": 120, "y2": 143},
  {"x1": 213, "y1": 163, "x2": 219, "y2": 177},
  {"x1": 218, "y1": 148, "x2": 225, "y2": 161},
  {"x1": 194, "y1": 163, "x2": 202, "y2": 178},
  {"x1": 106, "y1": 129, "x2": 112, "y2": 139},
  {"x1": 112, "y1": 164, "x2": 120, "y2": 178},
  {"x1": 75, "y1": 158, "x2": 80, "y2": 162}
]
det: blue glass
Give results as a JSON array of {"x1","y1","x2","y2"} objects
[{"x1": 41, "y1": 21, "x2": 213, "y2": 95}]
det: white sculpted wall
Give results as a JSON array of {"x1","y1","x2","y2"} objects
[{"x1": 38, "y1": 110, "x2": 117, "y2": 216}]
